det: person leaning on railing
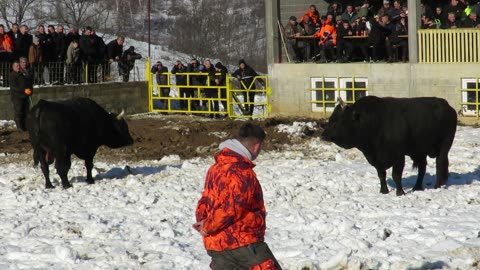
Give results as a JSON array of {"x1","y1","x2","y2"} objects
[
  {"x1": 231, "y1": 59, "x2": 263, "y2": 116},
  {"x1": 150, "y1": 61, "x2": 169, "y2": 110},
  {"x1": 284, "y1": 16, "x2": 303, "y2": 63},
  {"x1": 171, "y1": 60, "x2": 189, "y2": 111},
  {"x1": 203, "y1": 59, "x2": 220, "y2": 116},
  {"x1": 299, "y1": 15, "x2": 317, "y2": 61},
  {"x1": 119, "y1": 46, "x2": 141, "y2": 82},
  {"x1": 214, "y1": 62, "x2": 228, "y2": 116}
]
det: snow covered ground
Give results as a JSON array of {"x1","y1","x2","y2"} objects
[{"x1": 1, "y1": 120, "x2": 480, "y2": 270}]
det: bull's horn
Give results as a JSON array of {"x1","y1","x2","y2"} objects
[
  {"x1": 117, "y1": 109, "x2": 125, "y2": 120},
  {"x1": 337, "y1": 97, "x2": 346, "y2": 110}
]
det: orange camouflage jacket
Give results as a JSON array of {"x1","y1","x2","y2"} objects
[
  {"x1": 315, "y1": 20, "x2": 337, "y2": 45},
  {"x1": 195, "y1": 147, "x2": 266, "y2": 251}
]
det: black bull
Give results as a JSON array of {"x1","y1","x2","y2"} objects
[
  {"x1": 322, "y1": 96, "x2": 457, "y2": 196},
  {"x1": 27, "y1": 97, "x2": 134, "y2": 189}
]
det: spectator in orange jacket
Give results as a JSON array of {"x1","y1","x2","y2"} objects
[
  {"x1": 313, "y1": 14, "x2": 337, "y2": 62},
  {"x1": 0, "y1": 24, "x2": 13, "y2": 86},
  {"x1": 300, "y1": 4, "x2": 320, "y2": 27},
  {"x1": 194, "y1": 123, "x2": 282, "y2": 270}
]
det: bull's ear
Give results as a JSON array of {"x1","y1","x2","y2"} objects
[
  {"x1": 337, "y1": 97, "x2": 346, "y2": 110},
  {"x1": 116, "y1": 109, "x2": 125, "y2": 120}
]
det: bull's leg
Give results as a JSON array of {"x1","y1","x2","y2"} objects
[
  {"x1": 33, "y1": 147, "x2": 39, "y2": 168},
  {"x1": 436, "y1": 135, "x2": 454, "y2": 188},
  {"x1": 55, "y1": 154, "x2": 73, "y2": 189},
  {"x1": 413, "y1": 157, "x2": 427, "y2": 191},
  {"x1": 37, "y1": 147, "x2": 54, "y2": 189},
  {"x1": 392, "y1": 157, "x2": 406, "y2": 196},
  {"x1": 436, "y1": 152, "x2": 449, "y2": 188},
  {"x1": 85, "y1": 158, "x2": 95, "y2": 184},
  {"x1": 377, "y1": 168, "x2": 389, "y2": 194}
]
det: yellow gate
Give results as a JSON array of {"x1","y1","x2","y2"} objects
[{"x1": 146, "y1": 59, "x2": 271, "y2": 118}]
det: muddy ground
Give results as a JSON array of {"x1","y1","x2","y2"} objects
[
  {"x1": 0, "y1": 114, "x2": 326, "y2": 164},
  {"x1": 1, "y1": 114, "x2": 477, "y2": 165}
]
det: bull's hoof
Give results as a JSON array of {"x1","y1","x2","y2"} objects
[
  {"x1": 46, "y1": 184, "x2": 55, "y2": 189},
  {"x1": 62, "y1": 183, "x2": 73, "y2": 189},
  {"x1": 86, "y1": 179, "x2": 95, "y2": 185},
  {"x1": 380, "y1": 188, "x2": 389, "y2": 194},
  {"x1": 412, "y1": 185, "x2": 424, "y2": 191},
  {"x1": 396, "y1": 189, "x2": 406, "y2": 196}
]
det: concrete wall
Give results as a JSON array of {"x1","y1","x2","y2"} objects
[
  {"x1": 0, "y1": 82, "x2": 148, "y2": 120},
  {"x1": 268, "y1": 62, "x2": 477, "y2": 117}
]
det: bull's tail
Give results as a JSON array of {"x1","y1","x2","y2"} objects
[{"x1": 26, "y1": 100, "x2": 47, "y2": 143}]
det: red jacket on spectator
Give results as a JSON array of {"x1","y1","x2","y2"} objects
[
  {"x1": 301, "y1": 10, "x2": 320, "y2": 25},
  {"x1": 315, "y1": 19, "x2": 337, "y2": 45},
  {"x1": 0, "y1": 33, "x2": 13, "y2": 53}
]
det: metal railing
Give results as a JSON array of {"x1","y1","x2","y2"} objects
[
  {"x1": 307, "y1": 76, "x2": 368, "y2": 114},
  {"x1": 0, "y1": 60, "x2": 144, "y2": 87},
  {"x1": 418, "y1": 29, "x2": 480, "y2": 63},
  {"x1": 146, "y1": 58, "x2": 271, "y2": 118}
]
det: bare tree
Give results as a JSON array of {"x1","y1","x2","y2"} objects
[
  {"x1": 0, "y1": 0, "x2": 38, "y2": 28},
  {"x1": 168, "y1": 0, "x2": 266, "y2": 71},
  {"x1": 45, "y1": 0, "x2": 111, "y2": 31}
]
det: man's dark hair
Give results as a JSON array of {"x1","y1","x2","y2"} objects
[{"x1": 238, "y1": 123, "x2": 266, "y2": 141}]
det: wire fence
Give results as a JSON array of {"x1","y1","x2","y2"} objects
[{"x1": 0, "y1": 60, "x2": 145, "y2": 88}]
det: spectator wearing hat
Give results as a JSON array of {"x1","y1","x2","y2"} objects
[
  {"x1": 119, "y1": 46, "x2": 141, "y2": 82},
  {"x1": 151, "y1": 61, "x2": 170, "y2": 110},
  {"x1": 231, "y1": 59, "x2": 262, "y2": 116},
  {"x1": 284, "y1": 15, "x2": 303, "y2": 63},
  {"x1": 335, "y1": 15, "x2": 343, "y2": 27}
]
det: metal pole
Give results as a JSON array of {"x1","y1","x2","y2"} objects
[{"x1": 148, "y1": 0, "x2": 151, "y2": 58}]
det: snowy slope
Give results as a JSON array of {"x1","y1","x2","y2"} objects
[{"x1": 0, "y1": 121, "x2": 479, "y2": 269}]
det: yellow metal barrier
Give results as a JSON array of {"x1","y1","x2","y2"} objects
[
  {"x1": 418, "y1": 29, "x2": 480, "y2": 63},
  {"x1": 307, "y1": 76, "x2": 368, "y2": 115},
  {"x1": 459, "y1": 76, "x2": 480, "y2": 118},
  {"x1": 146, "y1": 59, "x2": 270, "y2": 118}
]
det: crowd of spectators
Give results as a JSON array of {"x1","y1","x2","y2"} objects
[
  {"x1": 285, "y1": 0, "x2": 480, "y2": 64},
  {"x1": 153, "y1": 58, "x2": 262, "y2": 117},
  {"x1": 0, "y1": 23, "x2": 142, "y2": 87}
]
